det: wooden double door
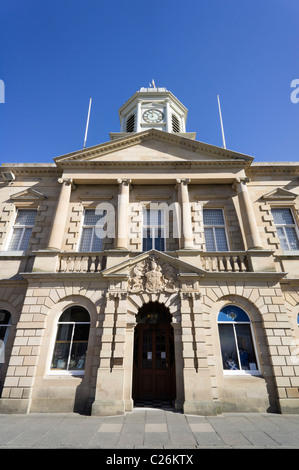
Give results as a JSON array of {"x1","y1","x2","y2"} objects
[{"x1": 133, "y1": 323, "x2": 176, "y2": 402}]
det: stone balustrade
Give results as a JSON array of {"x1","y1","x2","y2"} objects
[
  {"x1": 201, "y1": 252, "x2": 249, "y2": 272},
  {"x1": 57, "y1": 251, "x2": 250, "y2": 274},
  {"x1": 58, "y1": 253, "x2": 106, "y2": 273}
]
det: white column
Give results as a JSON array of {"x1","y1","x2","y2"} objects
[
  {"x1": 47, "y1": 178, "x2": 73, "y2": 251},
  {"x1": 177, "y1": 178, "x2": 194, "y2": 249},
  {"x1": 165, "y1": 99, "x2": 171, "y2": 132},
  {"x1": 235, "y1": 178, "x2": 262, "y2": 250},
  {"x1": 115, "y1": 179, "x2": 131, "y2": 250},
  {"x1": 136, "y1": 100, "x2": 142, "y2": 132}
]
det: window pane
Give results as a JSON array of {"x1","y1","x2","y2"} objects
[
  {"x1": 157, "y1": 210, "x2": 164, "y2": 225},
  {"x1": 7, "y1": 228, "x2": 23, "y2": 250},
  {"x1": 204, "y1": 227, "x2": 216, "y2": 251},
  {"x1": 154, "y1": 227, "x2": 165, "y2": 251},
  {"x1": 276, "y1": 227, "x2": 289, "y2": 251},
  {"x1": 235, "y1": 324, "x2": 258, "y2": 371},
  {"x1": 60, "y1": 306, "x2": 90, "y2": 323},
  {"x1": 218, "y1": 305, "x2": 251, "y2": 322},
  {"x1": 143, "y1": 209, "x2": 164, "y2": 226},
  {"x1": 69, "y1": 342, "x2": 88, "y2": 370},
  {"x1": 19, "y1": 228, "x2": 33, "y2": 251},
  {"x1": 203, "y1": 209, "x2": 224, "y2": 225},
  {"x1": 73, "y1": 324, "x2": 90, "y2": 341},
  {"x1": 272, "y1": 208, "x2": 294, "y2": 225},
  {"x1": 285, "y1": 227, "x2": 299, "y2": 250},
  {"x1": 0, "y1": 310, "x2": 11, "y2": 325},
  {"x1": 56, "y1": 323, "x2": 73, "y2": 341},
  {"x1": 80, "y1": 211, "x2": 105, "y2": 251},
  {"x1": 91, "y1": 230, "x2": 103, "y2": 251},
  {"x1": 215, "y1": 227, "x2": 228, "y2": 251},
  {"x1": 0, "y1": 325, "x2": 10, "y2": 342},
  {"x1": 80, "y1": 228, "x2": 93, "y2": 251},
  {"x1": 143, "y1": 209, "x2": 151, "y2": 225},
  {"x1": 154, "y1": 236, "x2": 165, "y2": 251},
  {"x1": 143, "y1": 228, "x2": 153, "y2": 251},
  {"x1": 0, "y1": 310, "x2": 12, "y2": 344},
  {"x1": 218, "y1": 324, "x2": 239, "y2": 370},
  {"x1": 15, "y1": 210, "x2": 37, "y2": 226},
  {"x1": 143, "y1": 238, "x2": 152, "y2": 251},
  {"x1": 84, "y1": 209, "x2": 104, "y2": 225},
  {"x1": 142, "y1": 210, "x2": 165, "y2": 251},
  {"x1": 51, "y1": 342, "x2": 71, "y2": 370}
]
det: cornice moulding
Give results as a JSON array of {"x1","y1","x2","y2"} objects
[
  {"x1": 58, "y1": 159, "x2": 249, "y2": 169},
  {"x1": 1, "y1": 165, "x2": 60, "y2": 176},
  {"x1": 247, "y1": 163, "x2": 299, "y2": 174}
]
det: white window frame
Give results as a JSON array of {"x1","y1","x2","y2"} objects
[
  {"x1": 78, "y1": 208, "x2": 105, "y2": 252},
  {"x1": 218, "y1": 316, "x2": 261, "y2": 376},
  {"x1": 49, "y1": 310, "x2": 90, "y2": 376},
  {"x1": 203, "y1": 208, "x2": 230, "y2": 251},
  {"x1": 5, "y1": 208, "x2": 37, "y2": 253},
  {"x1": 142, "y1": 207, "x2": 166, "y2": 251},
  {"x1": 271, "y1": 207, "x2": 299, "y2": 252}
]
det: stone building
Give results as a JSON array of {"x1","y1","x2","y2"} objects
[{"x1": 0, "y1": 85, "x2": 299, "y2": 416}]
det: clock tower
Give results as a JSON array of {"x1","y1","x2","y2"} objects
[{"x1": 109, "y1": 82, "x2": 196, "y2": 140}]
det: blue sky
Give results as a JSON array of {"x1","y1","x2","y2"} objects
[{"x1": 0, "y1": 0, "x2": 298, "y2": 164}]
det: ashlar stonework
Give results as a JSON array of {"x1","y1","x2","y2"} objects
[{"x1": 0, "y1": 85, "x2": 298, "y2": 416}]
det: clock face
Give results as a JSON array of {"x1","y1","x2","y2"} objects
[{"x1": 143, "y1": 109, "x2": 164, "y2": 123}]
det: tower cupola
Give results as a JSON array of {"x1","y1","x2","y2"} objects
[{"x1": 110, "y1": 81, "x2": 196, "y2": 140}]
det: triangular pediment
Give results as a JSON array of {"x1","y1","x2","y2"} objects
[
  {"x1": 102, "y1": 250, "x2": 204, "y2": 295},
  {"x1": 261, "y1": 188, "x2": 298, "y2": 200},
  {"x1": 10, "y1": 188, "x2": 46, "y2": 201},
  {"x1": 54, "y1": 129, "x2": 253, "y2": 167},
  {"x1": 102, "y1": 249, "x2": 205, "y2": 278}
]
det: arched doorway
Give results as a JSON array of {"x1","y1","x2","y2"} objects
[{"x1": 132, "y1": 302, "x2": 176, "y2": 406}]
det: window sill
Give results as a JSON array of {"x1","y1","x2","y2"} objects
[
  {"x1": 278, "y1": 251, "x2": 299, "y2": 257},
  {"x1": 47, "y1": 370, "x2": 85, "y2": 377},
  {"x1": 0, "y1": 251, "x2": 26, "y2": 257},
  {"x1": 223, "y1": 370, "x2": 262, "y2": 377}
]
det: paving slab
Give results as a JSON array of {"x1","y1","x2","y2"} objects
[
  {"x1": 1, "y1": 410, "x2": 299, "y2": 449},
  {"x1": 240, "y1": 430, "x2": 279, "y2": 447},
  {"x1": 116, "y1": 425, "x2": 145, "y2": 447}
]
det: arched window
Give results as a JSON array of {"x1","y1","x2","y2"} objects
[
  {"x1": 51, "y1": 306, "x2": 90, "y2": 374},
  {"x1": 218, "y1": 305, "x2": 259, "y2": 374},
  {"x1": 0, "y1": 309, "x2": 11, "y2": 345},
  {"x1": 0, "y1": 310, "x2": 11, "y2": 364}
]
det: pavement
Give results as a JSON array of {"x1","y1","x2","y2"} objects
[{"x1": 1, "y1": 408, "x2": 299, "y2": 453}]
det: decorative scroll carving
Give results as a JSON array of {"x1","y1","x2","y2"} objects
[{"x1": 128, "y1": 255, "x2": 179, "y2": 294}]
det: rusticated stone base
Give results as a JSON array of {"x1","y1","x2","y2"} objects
[
  {"x1": 91, "y1": 400, "x2": 125, "y2": 416},
  {"x1": 183, "y1": 400, "x2": 222, "y2": 416},
  {"x1": 0, "y1": 398, "x2": 30, "y2": 414}
]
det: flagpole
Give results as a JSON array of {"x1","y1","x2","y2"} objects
[
  {"x1": 83, "y1": 98, "x2": 92, "y2": 149},
  {"x1": 217, "y1": 94, "x2": 226, "y2": 149}
]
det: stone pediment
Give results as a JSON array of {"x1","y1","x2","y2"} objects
[
  {"x1": 102, "y1": 250, "x2": 204, "y2": 294},
  {"x1": 54, "y1": 129, "x2": 253, "y2": 167},
  {"x1": 261, "y1": 188, "x2": 298, "y2": 200},
  {"x1": 10, "y1": 188, "x2": 46, "y2": 201}
]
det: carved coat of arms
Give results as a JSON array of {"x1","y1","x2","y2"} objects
[{"x1": 128, "y1": 256, "x2": 178, "y2": 294}]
